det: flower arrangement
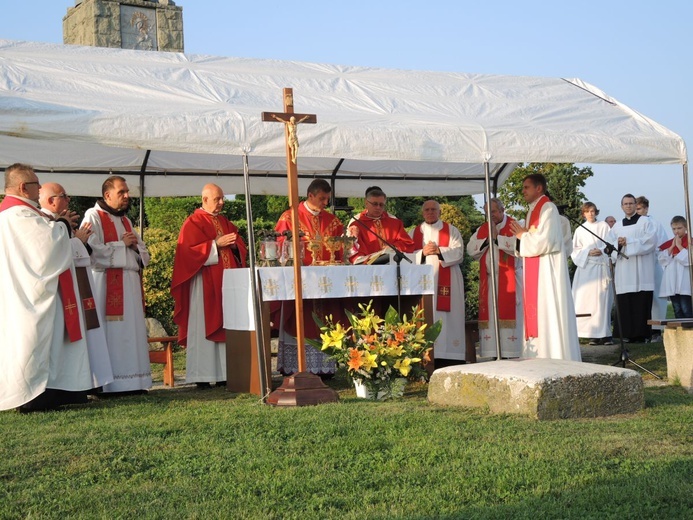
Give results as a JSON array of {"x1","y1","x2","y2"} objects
[{"x1": 309, "y1": 301, "x2": 442, "y2": 399}]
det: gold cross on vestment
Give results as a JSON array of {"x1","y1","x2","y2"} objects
[
  {"x1": 439, "y1": 287, "x2": 450, "y2": 296},
  {"x1": 107, "y1": 293, "x2": 123, "y2": 307},
  {"x1": 64, "y1": 299, "x2": 78, "y2": 316}
]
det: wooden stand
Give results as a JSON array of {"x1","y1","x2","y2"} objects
[
  {"x1": 266, "y1": 372, "x2": 339, "y2": 406},
  {"x1": 148, "y1": 336, "x2": 177, "y2": 387},
  {"x1": 226, "y1": 319, "x2": 271, "y2": 396}
]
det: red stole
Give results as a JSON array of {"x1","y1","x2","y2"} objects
[
  {"x1": 659, "y1": 234, "x2": 688, "y2": 254},
  {"x1": 97, "y1": 210, "x2": 134, "y2": 321},
  {"x1": 0, "y1": 196, "x2": 82, "y2": 342},
  {"x1": 476, "y1": 218, "x2": 517, "y2": 328},
  {"x1": 412, "y1": 222, "x2": 452, "y2": 311},
  {"x1": 523, "y1": 195, "x2": 550, "y2": 339}
]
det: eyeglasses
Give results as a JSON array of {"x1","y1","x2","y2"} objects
[
  {"x1": 53, "y1": 193, "x2": 70, "y2": 199},
  {"x1": 366, "y1": 200, "x2": 386, "y2": 208},
  {"x1": 24, "y1": 181, "x2": 39, "y2": 186}
]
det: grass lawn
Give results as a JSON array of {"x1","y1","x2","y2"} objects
[{"x1": 1, "y1": 342, "x2": 692, "y2": 519}]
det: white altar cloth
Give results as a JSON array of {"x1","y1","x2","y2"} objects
[{"x1": 223, "y1": 264, "x2": 434, "y2": 331}]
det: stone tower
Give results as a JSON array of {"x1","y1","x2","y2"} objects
[{"x1": 63, "y1": 0, "x2": 184, "y2": 52}]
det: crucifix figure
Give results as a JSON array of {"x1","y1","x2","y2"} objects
[
  {"x1": 270, "y1": 114, "x2": 311, "y2": 164},
  {"x1": 262, "y1": 91, "x2": 317, "y2": 166}
]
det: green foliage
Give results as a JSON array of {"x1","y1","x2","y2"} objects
[
  {"x1": 142, "y1": 227, "x2": 177, "y2": 336},
  {"x1": 498, "y1": 163, "x2": 594, "y2": 229}
]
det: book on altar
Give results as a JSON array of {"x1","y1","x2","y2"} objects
[{"x1": 353, "y1": 249, "x2": 391, "y2": 265}]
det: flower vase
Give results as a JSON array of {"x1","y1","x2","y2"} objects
[{"x1": 353, "y1": 378, "x2": 406, "y2": 400}]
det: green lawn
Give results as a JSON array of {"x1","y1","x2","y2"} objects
[{"x1": 1, "y1": 343, "x2": 692, "y2": 519}]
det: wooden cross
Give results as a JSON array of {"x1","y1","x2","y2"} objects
[{"x1": 262, "y1": 88, "x2": 317, "y2": 373}]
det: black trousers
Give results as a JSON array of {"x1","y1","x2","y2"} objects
[{"x1": 615, "y1": 291, "x2": 653, "y2": 340}]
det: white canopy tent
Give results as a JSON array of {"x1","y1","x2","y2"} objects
[
  {"x1": 0, "y1": 39, "x2": 686, "y2": 200},
  {"x1": 1, "y1": 39, "x2": 689, "y2": 386}
]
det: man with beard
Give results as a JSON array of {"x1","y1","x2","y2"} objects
[{"x1": 83, "y1": 176, "x2": 152, "y2": 394}]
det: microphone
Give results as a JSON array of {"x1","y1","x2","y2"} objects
[{"x1": 333, "y1": 206, "x2": 354, "y2": 212}]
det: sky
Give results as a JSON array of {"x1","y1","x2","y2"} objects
[{"x1": 0, "y1": 0, "x2": 690, "y2": 232}]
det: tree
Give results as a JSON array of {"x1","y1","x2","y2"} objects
[{"x1": 497, "y1": 163, "x2": 594, "y2": 230}]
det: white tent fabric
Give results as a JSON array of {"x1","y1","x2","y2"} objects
[{"x1": 0, "y1": 39, "x2": 687, "y2": 197}]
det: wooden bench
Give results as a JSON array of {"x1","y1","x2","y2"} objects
[
  {"x1": 148, "y1": 336, "x2": 177, "y2": 387},
  {"x1": 648, "y1": 319, "x2": 693, "y2": 330}
]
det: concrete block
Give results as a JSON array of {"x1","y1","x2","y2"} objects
[
  {"x1": 428, "y1": 358, "x2": 644, "y2": 419},
  {"x1": 663, "y1": 328, "x2": 693, "y2": 393}
]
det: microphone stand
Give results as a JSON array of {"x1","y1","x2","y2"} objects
[
  {"x1": 566, "y1": 214, "x2": 660, "y2": 378},
  {"x1": 344, "y1": 209, "x2": 412, "y2": 314}
]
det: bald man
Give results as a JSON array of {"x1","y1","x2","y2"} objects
[
  {"x1": 40, "y1": 183, "x2": 114, "y2": 390},
  {"x1": 171, "y1": 184, "x2": 248, "y2": 388},
  {"x1": 409, "y1": 200, "x2": 466, "y2": 367}
]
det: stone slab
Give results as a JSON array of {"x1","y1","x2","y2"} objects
[
  {"x1": 663, "y1": 328, "x2": 693, "y2": 393},
  {"x1": 427, "y1": 358, "x2": 644, "y2": 420}
]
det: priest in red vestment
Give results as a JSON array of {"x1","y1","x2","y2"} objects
[
  {"x1": 171, "y1": 184, "x2": 247, "y2": 388},
  {"x1": 274, "y1": 179, "x2": 344, "y2": 375},
  {"x1": 347, "y1": 186, "x2": 415, "y2": 263}
]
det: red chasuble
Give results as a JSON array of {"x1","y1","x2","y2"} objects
[
  {"x1": 171, "y1": 209, "x2": 248, "y2": 346},
  {"x1": 0, "y1": 196, "x2": 82, "y2": 342},
  {"x1": 412, "y1": 222, "x2": 452, "y2": 311},
  {"x1": 275, "y1": 203, "x2": 344, "y2": 265},
  {"x1": 475, "y1": 217, "x2": 517, "y2": 329},
  {"x1": 523, "y1": 195, "x2": 550, "y2": 339},
  {"x1": 349, "y1": 211, "x2": 415, "y2": 260}
]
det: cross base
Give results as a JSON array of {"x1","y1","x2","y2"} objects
[{"x1": 266, "y1": 372, "x2": 339, "y2": 406}]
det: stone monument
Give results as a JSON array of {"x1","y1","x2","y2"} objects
[{"x1": 64, "y1": 0, "x2": 184, "y2": 52}]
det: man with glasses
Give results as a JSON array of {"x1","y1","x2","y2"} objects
[
  {"x1": 608, "y1": 193, "x2": 658, "y2": 343},
  {"x1": 0, "y1": 164, "x2": 93, "y2": 412},
  {"x1": 348, "y1": 186, "x2": 414, "y2": 263},
  {"x1": 39, "y1": 183, "x2": 113, "y2": 391}
]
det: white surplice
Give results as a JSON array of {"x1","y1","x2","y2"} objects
[
  {"x1": 648, "y1": 215, "x2": 671, "y2": 321},
  {"x1": 467, "y1": 216, "x2": 523, "y2": 358},
  {"x1": 408, "y1": 220, "x2": 466, "y2": 360},
  {"x1": 41, "y1": 208, "x2": 114, "y2": 387},
  {"x1": 571, "y1": 221, "x2": 613, "y2": 338},
  {"x1": 84, "y1": 204, "x2": 152, "y2": 393},
  {"x1": 185, "y1": 242, "x2": 226, "y2": 383},
  {"x1": 519, "y1": 199, "x2": 581, "y2": 361},
  {"x1": 658, "y1": 242, "x2": 691, "y2": 297},
  {"x1": 608, "y1": 216, "x2": 657, "y2": 294},
  {"x1": 0, "y1": 198, "x2": 93, "y2": 410}
]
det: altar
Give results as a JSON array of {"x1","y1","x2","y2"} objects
[{"x1": 222, "y1": 264, "x2": 435, "y2": 394}]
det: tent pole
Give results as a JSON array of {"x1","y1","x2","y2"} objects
[
  {"x1": 138, "y1": 149, "x2": 151, "y2": 236},
  {"x1": 483, "y1": 162, "x2": 503, "y2": 361},
  {"x1": 683, "y1": 163, "x2": 693, "y2": 297},
  {"x1": 329, "y1": 158, "x2": 345, "y2": 212},
  {"x1": 243, "y1": 151, "x2": 269, "y2": 401}
]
